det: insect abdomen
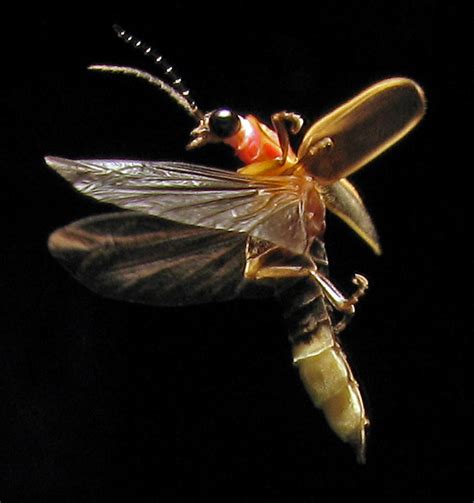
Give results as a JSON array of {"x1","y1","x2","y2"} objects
[
  {"x1": 278, "y1": 241, "x2": 368, "y2": 462},
  {"x1": 295, "y1": 333, "x2": 368, "y2": 463}
]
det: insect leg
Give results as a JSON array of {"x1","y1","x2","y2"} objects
[
  {"x1": 247, "y1": 265, "x2": 367, "y2": 332},
  {"x1": 245, "y1": 236, "x2": 368, "y2": 317},
  {"x1": 244, "y1": 238, "x2": 313, "y2": 280},
  {"x1": 309, "y1": 271, "x2": 368, "y2": 312},
  {"x1": 244, "y1": 236, "x2": 367, "y2": 331},
  {"x1": 247, "y1": 265, "x2": 309, "y2": 280},
  {"x1": 308, "y1": 271, "x2": 368, "y2": 333},
  {"x1": 271, "y1": 112, "x2": 304, "y2": 165}
]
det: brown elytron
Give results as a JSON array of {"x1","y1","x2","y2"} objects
[{"x1": 45, "y1": 27, "x2": 425, "y2": 463}]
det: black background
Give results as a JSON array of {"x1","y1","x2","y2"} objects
[{"x1": 2, "y1": 4, "x2": 470, "y2": 502}]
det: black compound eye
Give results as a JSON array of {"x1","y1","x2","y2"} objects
[{"x1": 208, "y1": 108, "x2": 241, "y2": 138}]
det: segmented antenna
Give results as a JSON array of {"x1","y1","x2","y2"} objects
[
  {"x1": 88, "y1": 64, "x2": 201, "y2": 120},
  {"x1": 112, "y1": 25, "x2": 200, "y2": 116}
]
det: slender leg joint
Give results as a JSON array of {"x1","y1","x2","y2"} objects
[
  {"x1": 309, "y1": 271, "x2": 369, "y2": 314},
  {"x1": 271, "y1": 111, "x2": 304, "y2": 165},
  {"x1": 271, "y1": 111, "x2": 304, "y2": 135},
  {"x1": 249, "y1": 266, "x2": 308, "y2": 281},
  {"x1": 349, "y1": 273, "x2": 369, "y2": 305}
]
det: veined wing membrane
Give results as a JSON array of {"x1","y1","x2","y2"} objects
[
  {"x1": 49, "y1": 212, "x2": 272, "y2": 305},
  {"x1": 45, "y1": 157, "x2": 309, "y2": 254},
  {"x1": 297, "y1": 78, "x2": 426, "y2": 183}
]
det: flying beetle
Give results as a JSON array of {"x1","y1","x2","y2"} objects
[{"x1": 45, "y1": 25, "x2": 426, "y2": 463}]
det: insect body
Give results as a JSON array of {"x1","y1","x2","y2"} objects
[{"x1": 46, "y1": 26, "x2": 425, "y2": 463}]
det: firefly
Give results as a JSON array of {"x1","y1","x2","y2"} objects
[{"x1": 46, "y1": 25, "x2": 426, "y2": 463}]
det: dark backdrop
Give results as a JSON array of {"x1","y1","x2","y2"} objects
[{"x1": 2, "y1": 5, "x2": 469, "y2": 502}]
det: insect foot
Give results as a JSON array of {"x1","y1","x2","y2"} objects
[{"x1": 348, "y1": 273, "x2": 369, "y2": 306}]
